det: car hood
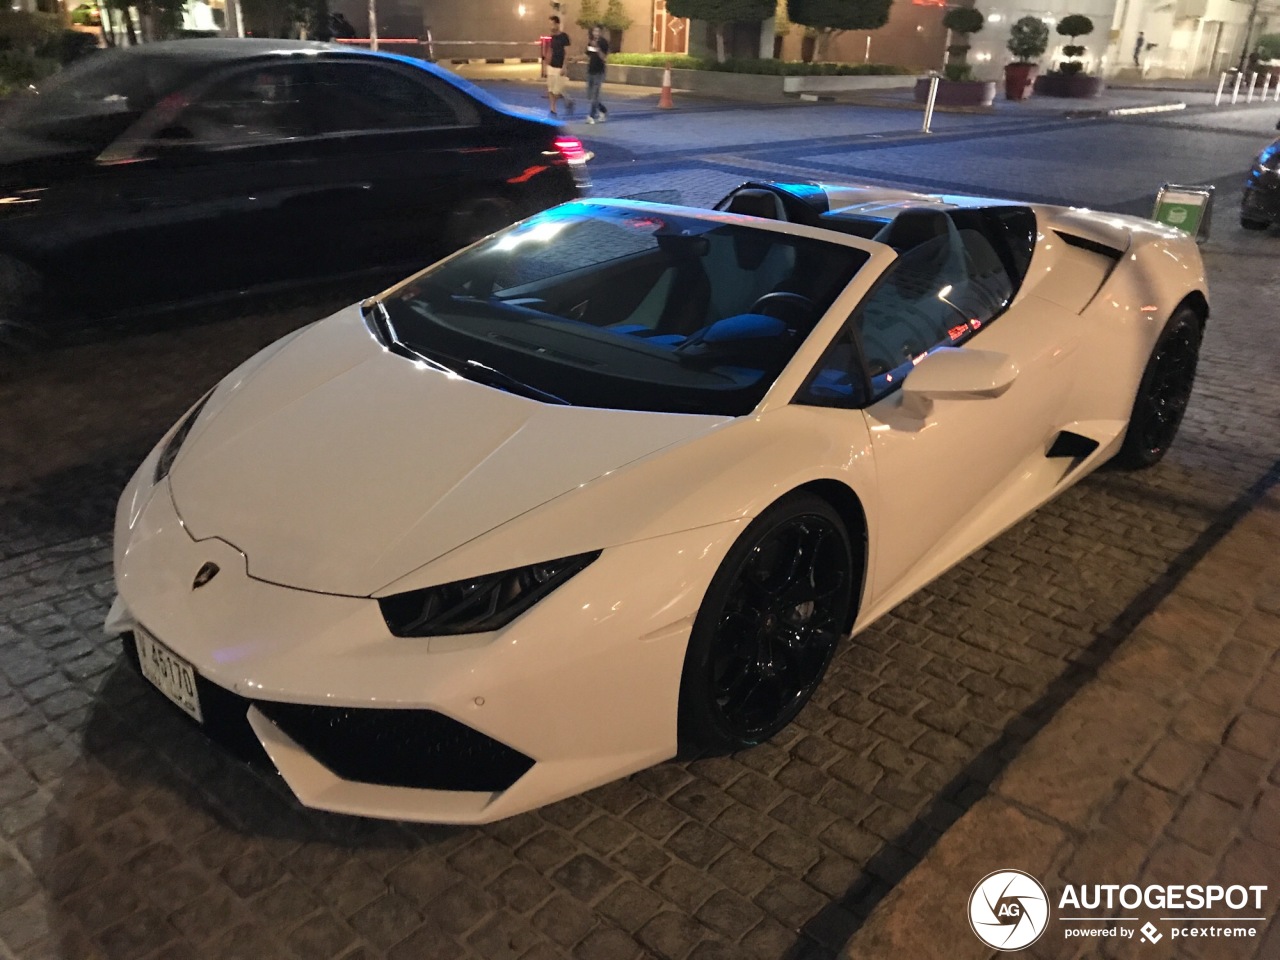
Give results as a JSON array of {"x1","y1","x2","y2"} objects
[{"x1": 169, "y1": 307, "x2": 730, "y2": 596}]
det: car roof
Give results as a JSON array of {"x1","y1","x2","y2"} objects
[
  {"x1": 123, "y1": 37, "x2": 337, "y2": 59},
  {"x1": 113, "y1": 39, "x2": 522, "y2": 118}
]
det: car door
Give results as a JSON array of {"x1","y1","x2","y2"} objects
[
  {"x1": 75, "y1": 61, "x2": 332, "y2": 307},
  {"x1": 293, "y1": 57, "x2": 515, "y2": 276},
  {"x1": 796, "y1": 208, "x2": 1079, "y2": 610}
]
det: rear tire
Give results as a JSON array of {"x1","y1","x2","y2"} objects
[
  {"x1": 1240, "y1": 216, "x2": 1270, "y2": 231},
  {"x1": 678, "y1": 492, "x2": 857, "y2": 755},
  {"x1": 0, "y1": 255, "x2": 45, "y2": 379},
  {"x1": 445, "y1": 194, "x2": 518, "y2": 250},
  {"x1": 1114, "y1": 305, "x2": 1202, "y2": 470}
]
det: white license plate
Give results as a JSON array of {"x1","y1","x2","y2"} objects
[{"x1": 135, "y1": 627, "x2": 203, "y2": 723}]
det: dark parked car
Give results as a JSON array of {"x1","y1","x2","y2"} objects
[
  {"x1": 0, "y1": 39, "x2": 587, "y2": 352},
  {"x1": 1241, "y1": 126, "x2": 1280, "y2": 230}
]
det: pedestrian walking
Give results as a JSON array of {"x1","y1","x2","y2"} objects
[
  {"x1": 585, "y1": 24, "x2": 609, "y2": 124},
  {"x1": 1133, "y1": 31, "x2": 1144, "y2": 67},
  {"x1": 546, "y1": 16, "x2": 575, "y2": 117}
]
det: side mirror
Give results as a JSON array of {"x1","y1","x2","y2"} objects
[{"x1": 900, "y1": 346, "x2": 1019, "y2": 418}]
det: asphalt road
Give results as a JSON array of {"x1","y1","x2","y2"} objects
[{"x1": 1, "y1": 92, "x2": 1278, "y2": 960}]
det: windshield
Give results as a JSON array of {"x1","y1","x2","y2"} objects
[
  {"x1": 0, "y1": 50, "x2": 208, "y2": 150},
  {"x1": 379, "y1": 203, "x2": 869, "y2": 416}
]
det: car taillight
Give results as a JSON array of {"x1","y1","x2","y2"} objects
[{"x1": 552, "y1": 135, "x2": 588, "y2": 165}]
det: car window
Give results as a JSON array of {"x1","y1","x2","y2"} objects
[
  {"x1": 855, "y1": 225, "x2": 970, "y2": 397},
  {"x1": 174, "y1": 64, "x2": 313, "y2": 146},
  {"x1": 0, "y1": 50, "x2": 210, "y2": 151},
  {"x1": 304, "y1": 61, "x2": 479, "y2": 133},
  {"x1": 794, "y1": 326, "x2": 869, "y2": 408},
  {"x1": 379, "y1": 203, "x2": 869, "y2": 416}
]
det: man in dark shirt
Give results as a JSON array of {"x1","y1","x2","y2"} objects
[
  {"x1": 585, "y1": 23, "x2": 609, "y2": 123},
  {"x1": 546, "y1": 16, "x2": 575, "y2": 117}
]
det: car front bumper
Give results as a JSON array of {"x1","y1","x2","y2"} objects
[{"x1": 107, "y1": 463, "x2": 743, "y2": 823}]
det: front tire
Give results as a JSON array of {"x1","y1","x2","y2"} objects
[
  {"x1": 1114, "y1": 305, "x2": 1202, "y2": 470},
  {"x1": 1240, "y1": 216, "x2": 1270, "y2": 231},
  {"x1": 678, "y1": 492, "x2": 857, "y2": 755}
]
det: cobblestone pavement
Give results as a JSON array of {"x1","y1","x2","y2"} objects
[
  {"x1": 2, "y1": 102, "x2": 1280, "y2": 960},
  {"x1": 844, "y1": 475, "x2": 1280, "y2": 960}
]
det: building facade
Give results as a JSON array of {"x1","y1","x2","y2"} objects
[{"x1": 321, "y1": 0, "x2": 1271, "y2": 77}]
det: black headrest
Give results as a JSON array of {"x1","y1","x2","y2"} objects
[
  {"x1": 724, "y1": 189, "x2": 786, "y2": 221},
  {"x1": 873, "y1": 208, "x2": 952, "y2": 251}
]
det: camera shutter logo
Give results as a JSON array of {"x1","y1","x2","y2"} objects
[{"x1": 969, "y1": 870, "x2": 1050, "y2": 951}]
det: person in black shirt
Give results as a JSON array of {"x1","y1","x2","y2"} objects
[
  {"x1": 546, "y1": 16, "x2": 575, "y2": 117},
  {"x1": 585, "y1": 24, "x2": 609, "y2": 123}
]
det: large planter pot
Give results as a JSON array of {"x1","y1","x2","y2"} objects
[
  {"x1": 1003, "y1": 62, "x2": 1037, "y2": 101},
  {"x1": 1033, "y1": 73, "x2": 1106, "y2": 98},
  {"x1": 914, "y1": 77, "x2": 997, "y2": 107}
]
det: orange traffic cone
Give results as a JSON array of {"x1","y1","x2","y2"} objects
[{"x1": 658, "y1": 63, "x2": 675, "y2": 109}]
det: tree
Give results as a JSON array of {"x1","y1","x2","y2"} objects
[
  {"x1": 1056, "y1": 14, "x2": 1093, "y2": 74},
  {"x1": 667, "y1": 0, "x2": 774, "y2": 63},
  {"x1": 602, "y1": 0, "x2": 632, "y2": 32},
  {"x1": 1006, "y1": 15, "x2": 1047, "y2": 63},
  {"x1": 788, "y1": 0, "x2": 892, "y2": 61},
  {"x1": 941, "y1": 5, "x2": 983, "y2": 79},
  {"x1": 1257, "y1": 33, "x2": 1280, "y2": 61},
  {"x1": 575, "y1": 0, "x2": 601, "y2": 31}
]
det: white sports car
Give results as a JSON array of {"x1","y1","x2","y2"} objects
[{"x1": 106, "y1": 180, "x2": 1208, "y2": 823}]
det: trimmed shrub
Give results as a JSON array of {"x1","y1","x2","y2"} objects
[{"x1": 607, "y1": 53, "x2": 913, "y2": 75}]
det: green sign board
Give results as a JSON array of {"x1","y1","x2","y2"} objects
[{"x1": 1152, "y1": 185, "x2": 1214, "y2": 242}]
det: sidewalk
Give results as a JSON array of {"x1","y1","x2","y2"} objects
[{"x1": 841, "y1": 474, "x2": 1280, "y2": 958}]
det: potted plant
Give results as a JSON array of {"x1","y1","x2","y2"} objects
[
  {"x1": 1035, "y1": 14, "x2": 1105, "y2": 97},
  {"x1": 1004, "y1": 15, "x2": 1047, "y2": 100},
  {"x1": 915, "y1": 5, "x2": 996, "y2": 107}
]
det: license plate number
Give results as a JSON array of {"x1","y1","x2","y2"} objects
[{"x1": 135, "y1": 627, "x2": 203, "y2": 723}]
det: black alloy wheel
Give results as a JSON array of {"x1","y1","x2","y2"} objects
[
  {"x1": 1115, "y1": 306, "x2": 1203, "y2": 469},
  {"x1": 679, "y1": 492, "x2": 857, "y2": 754}
]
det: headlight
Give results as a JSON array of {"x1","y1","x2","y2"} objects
[
  {"x1": 154, "y1": 390, "x2": 214, "y2": 484},
  {"x1": 378, "y1": 551, "x2": 601, "y2": 637}
]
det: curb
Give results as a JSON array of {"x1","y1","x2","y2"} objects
[
  {"x1": 1066, "y1": 100, "x2": 1188, "y2": 118},
  {"x1": 450, "y1": 57, "x2": 540, "y2": 65}
]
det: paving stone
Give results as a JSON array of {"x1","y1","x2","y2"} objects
[
  {"x1": 1100, "y1": 778, "x2": 1180, "y2": 846},
  {"x1": 595, "y1": 881, "x2": 665, "y2": 933},
  {"x1": 572, "y1": 925, "x2": 645, "y2": 960},
  {"x1": 553, "y1": 854, "x2": 620, "y2": 904},
  {"x1": 1198, "y1": 746, "x2": 1269, "y2": 808},
  {"x1": 531, "y1": 893, "x2": 595, "y2": 949}
]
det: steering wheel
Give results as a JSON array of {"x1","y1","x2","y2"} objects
[{"x1": 748, "y1": 292, "x2": 816, "y2": 327}]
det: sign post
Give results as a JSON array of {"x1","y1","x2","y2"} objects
[{"x1": 1152, "y1": 183, "x2": 1214, "y2": 242}]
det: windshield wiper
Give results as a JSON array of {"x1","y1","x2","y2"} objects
[
  {"x1": 362, "y1": 298, "x2": 457, "y2": 375},
  {"x1": 361, "y1": 299, "x2": 568, "y2": 405},
  {"x1": 461, "y1": 359, "x2": 569, "y2": 405}
]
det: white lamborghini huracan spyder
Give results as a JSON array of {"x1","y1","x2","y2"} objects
[{"x1": 106, "y1": 181, "x2": 1208, "y2": 823}]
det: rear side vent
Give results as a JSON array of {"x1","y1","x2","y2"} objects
[
  {"x1": 1047, "y1": 430, "x2": 1100, "y2": 459},
  {"x1": 1054, "y1": 231, "x2": 1124, "y2": 261}
]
